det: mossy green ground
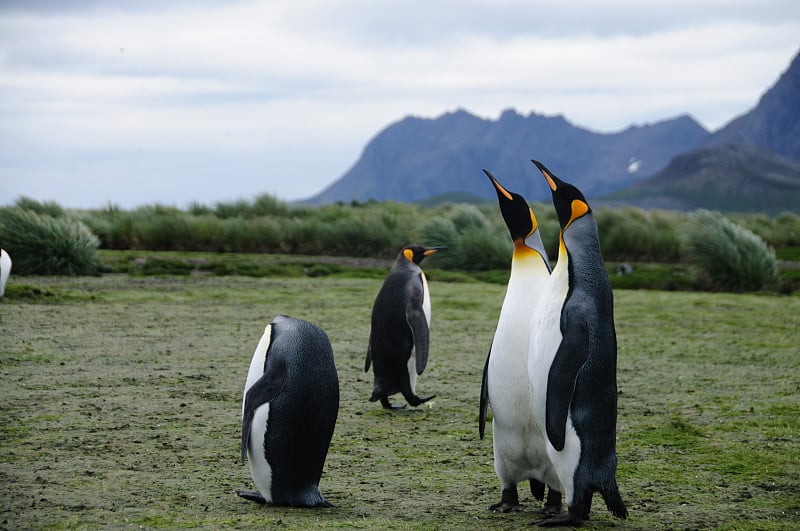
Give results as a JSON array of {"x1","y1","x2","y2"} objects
[{"x1": 1, "y1": 274, "x2": 798, "y2": 529}]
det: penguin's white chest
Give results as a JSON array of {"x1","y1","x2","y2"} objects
[
  {"x1": 489, "y1": 264, "x2": 554, "y2": 483},
  {"x1": 421, "y1": 272, "x2": 431, "y2": 326},
  {"x1": 528, "y1": 279, "x2": 567, "y2": 419},
  {"x1": 528, "y1": 259, "x2": 581, "y2": 503},
  {"x1": 243, "y1": 325, "x2": 274, "y2": 503},
  {"x1": 489, "y1": 269, "x2": 544, "y2": 419},
  {"x1": 406, "y1": 272, "x2": 431, "y2": 392}
]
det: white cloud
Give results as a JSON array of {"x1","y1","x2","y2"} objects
[{"x1": 1, "y1": 0, "x2": 799, "y2": 207}]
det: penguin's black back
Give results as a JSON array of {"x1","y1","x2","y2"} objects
[
  {"x1": 561, "y1": 215, "x2": 621, "y2": 496},
  {"x1": 367, "y1": 259, "x2": 420, "y2": 387},
  {"x1": 265, "y1": 316, "x2": 339, "y2": 505}
]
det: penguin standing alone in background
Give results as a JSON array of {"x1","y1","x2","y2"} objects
[
  {"x1": 366, "y1": 245, "x2": 445, "y2": 409},
  {"x1": 479, "y1": 170, "x2": 562, "y2": 515},
  {"x1": 239, "y1": 315, "x2": 339, "y2": 508},
  {"x1": 527, "y1": 160, "x2": 627, "y2": 526},
  {"x1": 0, "y1": 249, "x2": 11, "y2": 298}
]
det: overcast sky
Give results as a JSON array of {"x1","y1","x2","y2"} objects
[{"x1": 1, "y1": 1, "x2": 798, "y2": 209}]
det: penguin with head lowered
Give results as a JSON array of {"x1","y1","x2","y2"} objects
[
  {"x1": 239, "y1": 315, "x2": 339, "y2": 508},
  {"x1": 527, "y1": 160, "x2": 627, "y2": 526},
  {"x1": 365, "y1": 244, "x2": 445, "y2": 409},
  {"x1": 479, "y1": 170, "x2": 563, "y2": 515}
]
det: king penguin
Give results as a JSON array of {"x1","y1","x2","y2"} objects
[
  {"x1": 478, "y1": 169, "x2": 563, "y2": 515},
  {"x1": 239, "y1": 315, "x2": 339, "y2": 508},
  {"x1": 365, "y1": 244, "x2": 445, "y2": 409},
  {"x1": 0, "y1": 249, "x2": 11, "y2": 298},
  {"x1": 527, "y1": 160, "x2": 627, "y2": 526}
]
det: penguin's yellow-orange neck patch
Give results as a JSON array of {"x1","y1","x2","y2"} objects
[
  {"x1": 403, "y1": 249, "x2": 414, "y2": 262},
  {"x1": 528, "y1": 208, "x2": 538, "y2": 234},
  {"x1": 514, "y1": 239, "x2": 535, "y2": 255},
  {"x1": 558, "y1": 233, "x2": 567, "y2": 260},
  {"x1": 568, "y1": 199, "x2": 589, "y2": 226},
  {"x1": 512, "y1": 239, "x2": 542, "y2": 266}
]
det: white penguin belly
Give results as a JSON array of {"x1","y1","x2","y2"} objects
[
  {"x1": 247, "y1": 403, "x2": 273, "y2": 503},
  {"x1": 528, "y1": 266, "x2": 581, "y2": 504},
  {"x1": 242, "y1": 324, "x2": 274, "y2": 501},
  {"x1": 407, "y1": 272, "x2": 430, "y2": 393},
  {"x1": 407, "y1": 350, "x2": 418, "y2": 393},
  {"x1": 490, "y1": 267, "x2": 557, "y2": 486},
  {"x1": 421, "y1": 272, "x2": 431, "y2": 326},
  {"x1": 243, "y1": 325, "x2": 272, "y2": 416}
]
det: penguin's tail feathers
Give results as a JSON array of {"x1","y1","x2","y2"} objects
[
  {"x1": 602, "y1": 487, "x2": 628, "y2": 520},
  {"x1": 368, "y1": 387, "x2": 382, "y2": 402}
]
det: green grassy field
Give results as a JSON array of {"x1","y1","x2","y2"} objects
[{"x1": 1, "y1": 273, "x2": 798, "y2": 529}]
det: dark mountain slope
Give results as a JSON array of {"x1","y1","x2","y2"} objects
[
  {"x1": 306, "y1": 109, "x2": 708, "y2": 204},
  {"x1": 604, "y1": 144, "x2": 800, "y2": 213},
  {"x1": 705, "y1": 49, "x2": 800, "y2": 162}
]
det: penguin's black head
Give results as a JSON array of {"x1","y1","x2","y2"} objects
[
  {"x1": 483, "y1": 168, "x2": 537, "y2": 241},
  {"x1": 402, "y1": 245, "x2": 446, "y2": 265},
  {"x1": 532, "y1": 159, "x2": 591, "y2": 229}
]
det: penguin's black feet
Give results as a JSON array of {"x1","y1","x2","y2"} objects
[
  {"x1": 490, "y1": 486, "x2": 520, "y2": 513},
  {"x1": 490, "y1": 501, "x2": 522, "y2": 512},
  {"x1": 380, "y1": 397, "x2": 406, "y2": 409},
  {"x1": 236, "y1": 490, "x2": 267, "y2": 504},
  {"x1": 534, "y1": 510, "x2": 583, "y2": 527},
  {"x1": 406, "y1": 394, "x2": 435, "y2": 407},
  {"x1": 542, "y1": 488, "x2": 563, "y2": 516}
]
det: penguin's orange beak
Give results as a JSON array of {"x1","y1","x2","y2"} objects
[
  {"x1": 485, "y1": 169, "x2": 514, "y2": 200},
  {"x1": 532, "y1": 159, "x2": 558, "y2": 191},
  {"x1": 542, "y1": 168, "x2": 557, "y2": 191},
  {"x1": 423, "y1": 246, "x2": 446, "y2": 256}
]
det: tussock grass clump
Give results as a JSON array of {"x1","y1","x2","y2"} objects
[
  {"x1": 418, "y1": 204, "x2": 510, "y2": 270},
  {"x1": 596, "y1": 207, "x2": 683, "y2": 262},
  {"x1": 0, "y1": 208, "x2": 100, "y2": 275},
  {"x1": 685, "y1": 210, "x2": 780, "y2": 292},
  {"x1": 730, "y1": 211, "x2": 800, "y2": 248},
  {"x1": 14, "y1": 196, "x2": 66, "y2": 218}
]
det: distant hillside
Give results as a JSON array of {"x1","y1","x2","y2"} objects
[
  {"x1": 704, "y1": 50, "x2": 800, "y2": 162},
  {"x1": 305, "y1": 109, "x2": 708, "y2": 204},
  {"x1": 604, "y1": 144, "x2": 800, "y2": 214},
  {"x1": 605, "y1": 48, "x2": 800, "y2": 213},
  {"x1": 306, "y1": 49, "x2": 799, "y2": 211}
]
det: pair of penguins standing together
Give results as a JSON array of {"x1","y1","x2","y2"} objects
[{"x1": 239, "y1": 160, "x2": 627, "y2": 527}]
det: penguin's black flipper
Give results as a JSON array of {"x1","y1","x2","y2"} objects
[
  {"x1": 241, "y1": 362, "x2": 287, "y2": 464},
  {"x1": 364, "y1": 341, "x2": 373, "y2": 372},
  {"x1": 545, "y1": 315, "x2": 589, "y2": 452},
  {"x1": 405, "y1": 275, "x2": 430, "y2": 375},
  {"x1": 478, "y1": 346, "x2": 491, "y2": 440}
]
